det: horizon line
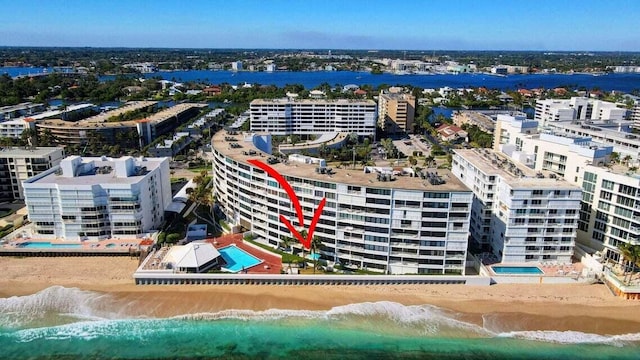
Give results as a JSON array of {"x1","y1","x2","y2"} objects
[{"x1": 1, "y1": 45, "x2": 639, "y2": 54}]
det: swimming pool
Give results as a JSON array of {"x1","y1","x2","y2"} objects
[
  {"x1": 19, "y1": 242, "x2": 82, "y2": 249},
  {"x1": 218, "y1": 245, "x2": 262, "y2": 273},
  {"x1": 492, "y1": 266, "x2": 544, "y2": 275}
]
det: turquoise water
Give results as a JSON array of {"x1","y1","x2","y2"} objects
[
  {"x1": 218, "y1": 245, "x2": 262, "y2": 272},
  {"x1": 0, "y1": 286, "x2": 639, "y2": 359},
  {"x1": 19, "y1": 242, "x2": 82, "y2": 249},
  {"x1": 492, "y1": 266, "x2": 544, "y2": 275}
]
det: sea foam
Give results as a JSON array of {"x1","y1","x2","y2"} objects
[
  {"x1": 0, "y1": 286, "x2": 126, "y2": 328},
  {"x1": 498, "y1": 330, "x2": 640, "y2": 346}
]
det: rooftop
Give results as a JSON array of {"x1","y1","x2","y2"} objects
[
  {"x1": 251, "y1": 98, "x2": 376, "y2": 106},
  {"x1": 37, "y1": 102, "x2": 206, "y2": 130},
  {"x1": 24, "y1": 156, "x2": 166, "y2": 186},
  {"x1": 38, "y1": 101, "x2": 156, "y2": 128},
  {"x1": 213, "y1": 131, "x2": 469, "y2": 192},
  {"x1": 546, "y1": 121, "x2": 640, "y2": 145},
  {"x1": 454, "y1": 148, "x2": 577, "y2": 189},
  {"x1": 0, "y1": 146, "x2": 63, "y2": 157}
]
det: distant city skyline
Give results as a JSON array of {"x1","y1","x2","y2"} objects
[{"x1": 2, "y1": 0, "x2": 640, "y2": 51}]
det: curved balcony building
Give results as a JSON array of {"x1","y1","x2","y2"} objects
[{"x1": 212, "y1": 131, "x2": 473, "y2": 275}]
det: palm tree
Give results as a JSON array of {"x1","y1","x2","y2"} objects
[
  {"x1": 424, "y1": 155, "x2": 435, "y2": 168},
  {"x1": 318, "y1": 143, "x2": 329, "y2": 158},
  {"x1": 610, "y1": 151, "x2": 620, "y2": 165},
  {"x1": 298, "y1": 229, "x2": 308, "y2": 269},
  {"x1": 280, "y1": 235, "x2": 292, "y2": 253},
  {"x1": 311, "y1": 235, "x2": 322, "y2": 274},
  {"x1": 618, "y1": 243, "x2": 640, "y2": 285},
  {"x1": 380, "y1": 138, "x2": 394, "y2": 159}
]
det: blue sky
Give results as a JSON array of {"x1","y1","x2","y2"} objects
[{"x1": 2, "y1": 0, "x2": 639, "y2": 51}]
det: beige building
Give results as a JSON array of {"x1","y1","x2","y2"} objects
[{"x1": 378, "y1": 88, "x2": 415, "y2": 133}]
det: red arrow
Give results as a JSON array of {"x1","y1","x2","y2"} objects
[
  {"x1": 279, "y1": 198, "x2": 326, "y2": 249},
  {"x1": 248, "y1": 159, "x2": 326, "y2": 250}
]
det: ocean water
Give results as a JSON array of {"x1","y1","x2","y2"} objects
[{"x1": 1, "y1": 287, "x2": 639, "y2": 359}]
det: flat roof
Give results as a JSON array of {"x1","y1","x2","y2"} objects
[
  {"x1": 26, "y1": 157, "x2": 165, "y2": 186},
  {"x1": 37, "y1": 101, "x2": 156, "y2": 128},
  {"x1": 213, "y1": 131, "x2": 470, "y2": 192},
  {"x1": 0, "y1": 102, "x2": 44, "y2": 112},
  {"x1": 547, "y1": 121, "x2": 640, "y2": 145},
  {"x1": 0, "y1": 146, "x2": 63, "y2": 157},
  {"x1": 37, "y1": 102, "x2": 205, "y2": 129},
  {"x1": 251, "y1": 98, "x2": 376, "y2": 106},
  {"x1": 454, "y1": 149, "x2": 579, "y2": 189},
  {"x1": 145, "y1": 103, "x2": 207, "y2": 124}
]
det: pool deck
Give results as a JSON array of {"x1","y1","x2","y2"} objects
[
  {"x1": 0, "y1": 237, "x2": 152, "y2": 256},
  {"x1": 139, "y1": 234, "x2": 282, "y2": 274},
  {"x1": 480, "y1": 262, "x2": 584, "y2": 283},
  {"x1": 205, "y1": 234, "x2": 282, "y2": 274}
]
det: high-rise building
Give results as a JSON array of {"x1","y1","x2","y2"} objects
[
  {"x1": 250, "y1": 98, "x2": 377, "y2": 136},
  {"x1": 378, "y1": 88, "x2": 416, "y2": 133},
  {"x1": 23, "y1": 156, "x2": 171, "y2": 241},
  {"x1": 452, "y1": 149, "x2": 581, "y2": 264},
  {"x1": 212, "y1": 131, "x2": 473, "y2": 274},
  {"x1": 493, "y1": 114, "x2": 640, "y2": 264},
  {"x1": 0, "y1": 147, "x2": 65, "y2": 201},
  {"x1": 576, "y1": 165, "x2": 640, "y2": 260}
]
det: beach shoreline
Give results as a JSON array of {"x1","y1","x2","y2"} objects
[{"x1": 1, "y1": 256, "x2": 640, "y2": 335}]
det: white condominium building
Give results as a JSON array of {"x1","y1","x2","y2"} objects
[
  {"x1": 452, "y1": 149, "x2": 582, "y2": 264},
  {"x1": 250, "y1": 98, "x2": 377, "y2": 136},
  {"x1": 535, "y1": 97, "x2": 626, "y2": 125},
  {"x1": 577, "y1": 165, "x2": 640, "y2": 261},
  {"x1": 212, "y1": 131, "x2": 473, "y2": 275},
  {"x1": 23, "y1": 156, "x2": 171, "y2": 241},
  {"x1": 494, "y1": 114, "x2": 613, "y2": 181},
  {"x1": 543, "y1": 120, "x2": 640, "y2": 163},
  {"x1": 0, "y1": 147, "x2": 65, "y2": 201},
  {"x1": 492, "y1": 113, "x2": 640, "y2": 264}
]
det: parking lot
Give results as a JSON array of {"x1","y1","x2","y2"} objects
[{"x1": 393, "y1": 135, "x2": 432, "y2": 157}]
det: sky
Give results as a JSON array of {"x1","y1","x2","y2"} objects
[{"x1": 1, "y1": 0, "x2": 639, "y2": 51}]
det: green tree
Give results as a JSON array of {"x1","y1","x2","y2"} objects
[
  {"x1": 618, "y1": 243, "x2": 640, "y2": 285},
  {"x1": 610, "y1": 152, "x2": 620, "y2": 164},
  {"x1": 311, "y1": 235, "x2": 322, "y2": 274},
  {"x1": 424, "y1": 155, "x2": 435, "y2": 168}
]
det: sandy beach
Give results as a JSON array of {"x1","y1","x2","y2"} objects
[{"x1": 1, "y1": 256, "x2": 640, "y2": 335}]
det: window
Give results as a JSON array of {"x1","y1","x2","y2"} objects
[
  {"x1": 601, "y1": 179, "x2": 614, "y2": 190},
  {"x1": 584, "y1": 172, "x2": 597, "y2": 183}
]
